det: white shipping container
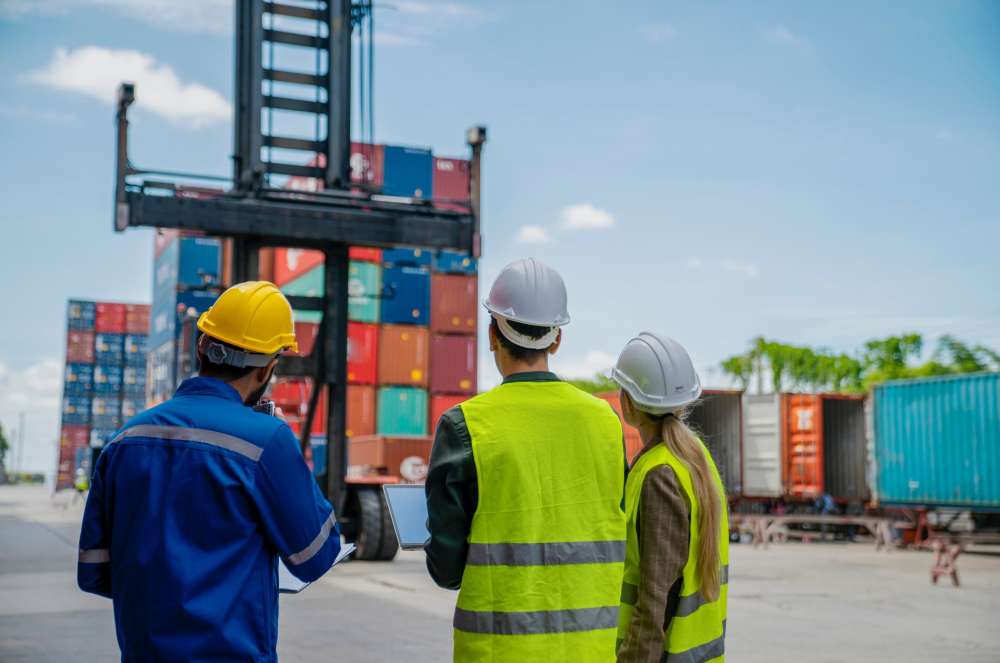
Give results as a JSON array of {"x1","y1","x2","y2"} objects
[{"x1": 741, "y1": 393, "x2": 783, "y2": 497}]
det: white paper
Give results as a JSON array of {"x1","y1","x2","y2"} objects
[{"x1": 278, "y1": 543, "x2": 356, "y2": 594}]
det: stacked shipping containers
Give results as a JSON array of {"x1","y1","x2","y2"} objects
[{"x1": 58, "y1": 300, "x2": 150, "y2": 489}]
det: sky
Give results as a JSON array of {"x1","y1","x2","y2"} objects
[{"x1": 1, "y1": 0, "x2": 998, "y2": 474}]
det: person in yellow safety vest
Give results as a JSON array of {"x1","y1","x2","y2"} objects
[
  {"x1": 608, "y1": 332, "x2": 729, "y2": 663},
  {"x1": 424, "y1": 257, "x2": 629, "y2": 662}
]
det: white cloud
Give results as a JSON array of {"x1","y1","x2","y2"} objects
[
  {"x1": 0, "y1": 103, "x2": 76, "y2": 123},
  {"x1": 762, "y1": 25, "x2": 808, "y2": 49},
  {"x1": 515, "y1": 225, "x2": 552, "y2": 244},
  {"x1": 559, "y1": 203, "x2": 616, "y2": 231},
  {"x1": 0, "y1": 358, "x2": 63, "y2": 475},
  {"x1": 375, "y1": 1, "x2": 489, "y2": 48},
  {"x1": 640, "y1": 23, "x2": 676, "y2": 43},
  {"x1": 26, "y1": 46, "x2": 231, "y2": 128},
  {"x1": 722, "y1": 260, "x2": 761, "y2": 278},
  {"x1": 553, "y1": 351, "x2": 618, "y2": 380},
  {"x1": 0, "y1": 0, "x2": 231, "y2": 34},
  {"x1": 686, "y1": 257, "x2": 703, "y2": 270}
]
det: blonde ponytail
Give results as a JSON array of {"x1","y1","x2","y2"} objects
[{"x1": 661, "y1": 413, "x2": 723, "y2": 601}]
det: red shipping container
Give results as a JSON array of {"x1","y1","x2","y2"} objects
[
  {"x1": 67, "y1": 330, "x2": 95, "y2": 363},
  {"x1": 348, "y1": 435, "x2": 432, "y2": 478},
  {"x1": 287, "y1": 322, "x2": 319, "y2": 357},
  {"x1": 349, "y1": 247, "x2": 382, "y2": 263},
  {"x1": 430, "y1": 335, "x2": 476, "y2": 395},
  {"x1": 95, "y1": 302, "x2": 126, "y2": 333},
  {"x1": 124, "y1": 304, "x2": 151, "y2": 334},
  {"x1": 274, "y1": 248, "x2": 325, "y2": 287},
  {"x1": 272, "y1": 378, "x2": 328, "y2": 436},
  {"x1": 378, "y1": 325, "x2": 429, "y2": 387},
  {"x1": 431, "y1": 274, "x2": 477, "y2": 335},
  {"x1": 597, "y1": 392, "x2": 644, "y2": 463},
  {"x1": 60, "y1": 425, "x2": 90, "y2": 450},
  {"x1": 347, "y1": 385, "x2": 376, "y2": 438},
  {"x1": 350, "y1": 142, "x2": 384, "y2": 188},
  {"x1": 432, "y1": 157, "x2": 471, "y2": 211},
  {"x1": 348, "y1": 322, "x2": 378, "y2": 385},
  {"x1": 430, "y1": 394, "x2": 467, "y2": 432}
]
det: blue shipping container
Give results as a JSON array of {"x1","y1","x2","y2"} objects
[
  {"x1": 874, "y1": 372, "x2": 1000, "y2": 509},
  {"x1": 381, "y1": 266, "x2": 430, "y2": 325},
  {"x1": 124, "y1": 334, "x2": 148, "y2": 365},
  {"x1": 67, "y1": 300, "x2": 96, "y2": 331},
  {"x1": 150, "y1": 289, "x2": 218, "y2": 349},
  {"x1": 64, "y1": 363, "x2": 94, "y2": 396},
  {"x1": 383, "y1": 145, "x2": 433, "y2": 198},
  {"x1": 382, "y1": 247, "x2": 433, "y2": 268},
  {"x1": 62, "y1": 396, "x2": 91, "y2": 425},
  {"x1": 433, "y1": 250, "x2": 478, "y2": 274},
  {"x1": 155, "y1": 236, "x2": 222, "y2": 293},
  {"x1": 311, "y1": 440, "x2": 327, "y2": 477},
  {"x1": 94, "y1": 333, "x2": 124, "y2": 365},
  {"x1": 121, "y1": 397, "x2": 145, "y2": 420},
  {"x1": 93, "y1": 365, "x2": 124, "y2": 396},
  {"x1": 123, "y1": 366, "x2": 147, "y2": 393},
  {"x1": 90, "y1": 428, "x2": 117, "y2": 449}
]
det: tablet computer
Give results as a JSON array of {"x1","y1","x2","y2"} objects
[{"x1": 382, "y1": 484, "x2": 429, "y2": 550}]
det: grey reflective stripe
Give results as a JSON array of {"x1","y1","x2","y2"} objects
[
  {"x1": 454, "y1": 605, "x2": 619, "y2": 635},
  {"x1": 466, "y1": 540, "x2": 626, "y2": 567},
  {"x1": 79, "y1": 549, "x2": 110, "y2": 563},
  {"x1": 111, "y1": 425, "x2": 263, "y2": 462},
  {"x1": 621, "y1": 581, "x2": 638, "y2": 606},
  {"x1": 664, "y1": 621, "x2": 726, "y2": 663},
  {"x1": 286, "y1": 512, "x2": 337, "y2": 566},
  {"x1": 675, "y1": 565, "x2": 729, "y2": 618}
]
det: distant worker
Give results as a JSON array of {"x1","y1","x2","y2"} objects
[
  {"x1": 425, "y1": 258, "x2": 628, "y2": 662},
  {"x1": 72, "y1": 467, "x2": 89, "y2": 505},
  {"x1": 78, "y1": 281, "x2": 341, "y2": 661},
  {"x1": 609, "y1": 332, "x2": 729, "y2": 662}
]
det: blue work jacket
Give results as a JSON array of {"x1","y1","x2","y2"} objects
[{"x1": 78, "y1": 377, "x2": 341, "y2": 662}]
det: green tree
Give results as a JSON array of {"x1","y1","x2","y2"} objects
[
  {"x1": 565, "y1": 373, "x2": 619, "y2": 395},
  {"x1": 862, "y1": 334, "x2": 924, "y2": 384},
  {"x1": 0, "y1": 424, "x2": 9, "y2": 474},
  {"x1": 935, "y1": 335, "x2": 988, "y2": 373},
  {"x1": 975, "y1": 345, "x2": 1000, "y2": 370},
  {"x1": 720, "y1": 354, "x2": 754, "y2": 390}
]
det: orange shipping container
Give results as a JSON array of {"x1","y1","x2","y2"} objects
[
  {"x1": 430, "y1": 394, "x2": 467, "y2": 433},
  {"x1": 596, "y1": 392, "x2": 644, "y2": 462},
  {"x1": 274, "y1": 248, "x2": 324, "y2": 287},
  {"x1": 782, "y1": 393, "x2": 823, "y2": 499},
  {"x1": 430, "y1": 274, "x2": 477, "y2": 335},
  {"x1": 347, "y1": 385, "x2": 376, "y2": 438},
  {"x1": 348, "y1": 435, "x2": 432, "y2": 479},
  {"x1": 378, "y1": 324, "x2": 429, "y2": 387}
]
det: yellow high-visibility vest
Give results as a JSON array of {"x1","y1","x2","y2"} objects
[
  {"x1": 617, "y1": 439, "x2": 729, "y2": 662},
  {"x1": 454, "y1": 380, "x2": 627, "y2": 662}
]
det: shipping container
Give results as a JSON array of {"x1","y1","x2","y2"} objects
[
  {"x1": 381, "y1": 265, "x2": 430, "y2": 325},
  {"x1": 60, "y1": 425, "x2": 90, "y2": 450},
  {"x1": 123, "y1": 366, "x2": 147, "y2": 394},
  {"x1": 383, "y1": 145, "x2": 432, "y2": 198},
  {"x1": 94, "y1": 333, "x2": 124, "y2": 365},
  {"x1": 430, "y1": 273, "x2": 477, "y2": 335},
  {"x1": 430, "y1": 394, "x2": 468, "y2": 433},
  {"x1": 349, "y1": 247, "x2": 382, "y2": 263},
  {"x1": 347, "y1": 385, "x2": 376, "y2": 438},
  {"x1": 123, "y1": 334, "x2": 148, "y2": 365},
  {"x1": 433, "y1": 250, "x2": 477, "y2": 275},
  {"x1": 66, "y1": 330, "x2": 95, "y2": 364},
  {"x1": 91, "y1": 397, "x2": 121, "y2": 430},
  {"x1": 311, "y1": 441, "x2": 327, "y2": 477},
  {"x1": 873, "y1": 373, "x2": 1000, "y2": 509},
  {"x1": 348, "y1": 435, "x2": 433, "y2": 478},
  {"x1": 783, "y1": 393, "x2": 823, "y2": 499},
  {"x1": 596, "y1": 392, "x2": 644, "y2": 462},
  {"x1": 382, "y1": 248, "x2": 432, "y2": 268},
  {"x1": 348, "y1": 261, "x2": 381, "y2": 323},
  {"x1": 150, "y1": 289, "x2": 218, "y2": 349},
  {"x1": 155, "y1": 235, "x2": 222, "y2": 291},
  {"x1": 93, "y1": 365, "x2": 123, "y2": 396},
  {"x1": 95, "y1": 302, "x2": 126, "y2": 333},
  {"x1": 430, "y1": 335, "x2": 476, "y2": 395},
  {"x1": 822, "y1": 395, "x2": 868, "y2": 502},
  {"x1": 287, "y1": 322, "x2": 319, "y2": 358},
  {"x1": 67, "y1": 300, "x2": 96, "y2": 331},
  {"x1": 378, "y1": 325, "x2": 429, "y2": 387},
  {"x1": 147, "y1": 340, "x2": 176, "y2": 405},
  {"x1": 377, "y1": 387, "x2": 428, "y2": 436},
  {"x1": 742, "y1": 393, "x2": 783, "y2": 497},
  {"x1": 124, "y1": 304, "x2": 151, "y2": 334},
  {"x1": 432, "y1": 157, "x2": 470, "y2": 210},
  {"x1": 280, "y1": 264, "x2": 324, "y2": 297},
  {"x1": 348, "y1": 322, "x2": 378, "y2": 385},
  {"x1": 274, "y1": 248, "x2": 324, "y2": 287},
  {"x1": 64, "y1": 363, "x2": 94, "y2": 396},
  {"x1": 62, "y1": 396, "x2": 91, "y2": 425},
  {"x1": 350, "y1": 142, "x2": 384, "y2": 188},
  {"x1": 686, "y1": 390, "x2": 743, "y2": 496},
  {"x1": 90, "y1": 428, "x2": 117, "y2": 449},
  {"x1": 121, "y1": 397, "x2": 144, "y2": 421}
]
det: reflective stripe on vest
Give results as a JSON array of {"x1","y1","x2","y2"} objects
[
  {"x1": 617, "y1": 440, "x2": 729, "y2": 662},
  {"x1": 454, "y1": 381, "x2": 626, "y2": 663}
]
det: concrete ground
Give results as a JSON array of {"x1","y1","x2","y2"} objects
[{"x1": 1, "y1": 484, "x2": 997, "y2": 662}]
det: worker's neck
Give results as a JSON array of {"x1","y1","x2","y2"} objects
[{"x1": 499, "y1": 355, "x2": 551, "y2": 379}]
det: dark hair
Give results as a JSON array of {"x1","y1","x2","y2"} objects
[
  {"x1": 197, "y1": 335, "x2": 259, "y2": 382},
  {"x1": 490, "y1": 318, "x2": 553, "y2": 362}
]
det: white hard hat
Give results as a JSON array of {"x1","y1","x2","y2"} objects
[
  {"x1": 484, "y1": 258, "x2": 570, "y2": 349},
  {"x1": 608, "y1": 331, "x2": 702, "y2": 414}
]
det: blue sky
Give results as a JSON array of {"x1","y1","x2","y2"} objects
[{"x1": 1, "y1": 0, "x2": 998, "y2": 473}]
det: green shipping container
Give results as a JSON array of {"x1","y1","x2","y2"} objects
[
  {"x1": 377, "y1": 386, "x2": 428, "y2": 436},
  {"x1": 281, "y1": 262, "x2": 381, "y2": 323}
]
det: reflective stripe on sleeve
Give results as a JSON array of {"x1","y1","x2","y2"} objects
[
  {"x1": 466, "y1": 540, "x2": 626, "y2": 567},
  {"x1": 286, "y1": 511, "x2": 338, "y2": 566},
  {"x1": 79, "y1": 549, "x2": 110, "y2": 563},
  {"x1": 111, "y1": 425, "x2": 263, "y2": 461},
  {"x1": 454, "y1": 605, "x2": 619, "y2": 635}
]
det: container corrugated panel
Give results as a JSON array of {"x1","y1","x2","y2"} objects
[
  {"x1": 93, "y1": 365, "x2": 123, "y2": 396},
  {"x1": 286, "y1": 322, "x2": 319, "y2": 358},
  {"x1": 383, "y1": 146, "x2": 432, "y2": 198},
  {"x1": 783, "y1": 393, "x2": 823, "y2": 499},
  {"x1": 67, "y1": 300, "x2": 96, "y2": 331},
  {"x1": 64, "y1": 363, "x2": 94, "y2": 396},
  {"x1": 95, "y1": 303, "x2": 126, "y2": 333},
  {"x1": 94, "y1": 334, "x2": 124, "y2": 365},
  {"x1": 430, "y1": 335, "x2": 476, "y2": 395},
  {"x1": 274, "y1": 248, "x2": 324, "y2": 287},
  {"x1": 822, "y1": 395, "x2": 868, "y2": 501},
  {"x1": 432, "y1": 157, "x2": 470, "y2": 212},
  {"x1": 280, "y1": 263, "x2": 324, "y2": 297},
  {"x1": 349, "y1": 247, "x2": 382, "y2": 263},
  {"x1": 347, "y1": 385, "x2": 376, "y2": 438},
  {"x1": 348, "y1": 261, "x2": 381, "y2": 323},
  {"x1": 350, "y1": 142, "x2": 384, "y2": 188},
  {"x1": 686, "y1": 390, "x2": 743, "y2": 496},
  {"x1": 430, "y1": 274, "x2": 477, "y2": 335},
  {"x1": 349, "y1": 435, "x2": 433, "y2": 476},
  {"x1": 60, "y1": 425, "x2": 89, "y2": 449},
  {"x1": 123, "y1": 334, "x2": 147, "y2": 365},
  {"x1": 347, "y1": 322, "x2": 378, "y2": 385},
  {"x1": 67, "y1": 330, "x2": 95, "y2": 364},
  {"x1": 377, "y1": 387, "x2": 428, "y2": 436},
  {"x1": 62, "y1": 397, "x2": 91, "y2": 425},
  {"x1": 874, "y1": 373, "x2": 1000, "y2": 508},
  {"x1": 121, "y1": 397, "x2": 144, "y2": 421},
  {"x1": 433, "y1": 250, "x2": 478, "y2": 275},
  {"x1": 381, "y1": 266, "x2": 430, "y2": 325},
  {"x1": 742, "y1": 393, "x2": 783, "y2": 497},
  {"x1": 124, "y1": 304, "x2": 150, "y2": 334},
  {"x1": 382, "y1": 248, "x2": 433, "y2": 268},
  {"x1": 430, "y1": 394, "x2": 467, "y2": 433},
  {"x1": 177, "y1": 237, "x2": 222, "y2": 288},
  {"x1": 378, "y1": 325, "x2": 429, "y2": 387},
  {"x1": 123, "y1": 366, "x2": 147, "y2": 394}
]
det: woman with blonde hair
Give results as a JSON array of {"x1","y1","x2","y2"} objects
[{"x1": 610, "y1": 331, "x2": 729, "y2": 663}]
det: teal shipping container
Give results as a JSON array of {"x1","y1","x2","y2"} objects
[
  {"x1": 377, "y1": 386, "x2": 428, "y2": 436},
  {"x1": 282, "y1": 262, "x2": 381, "y2": 323},
  {"x1": 874, "y1": 372, "x2": 1000, "y2": 509}
]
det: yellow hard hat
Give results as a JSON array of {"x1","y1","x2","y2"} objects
[{"x1": 197, "y1": 281, "x2": 299, "y2": 358}]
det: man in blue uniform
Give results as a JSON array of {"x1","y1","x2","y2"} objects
[{"x1": 78, "y1": 281, "x2": 341, "y2": 661}]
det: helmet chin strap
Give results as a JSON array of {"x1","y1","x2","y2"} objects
[{"x1": 495, "y1": 317, "x2": 559, "y2": 350}]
